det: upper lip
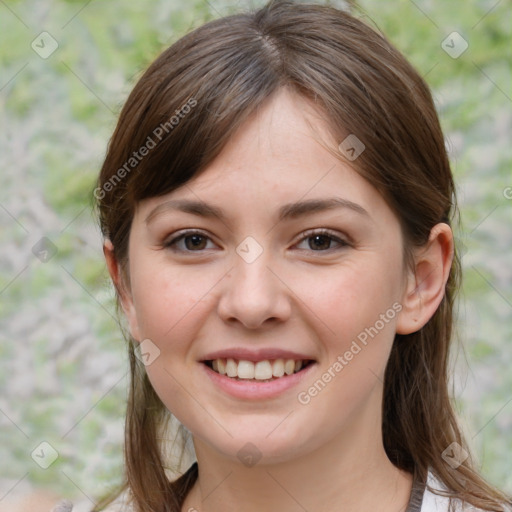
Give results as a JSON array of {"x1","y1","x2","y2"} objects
[{"x1": 200, "y1": 348, "x2": 316, "y2": 363}]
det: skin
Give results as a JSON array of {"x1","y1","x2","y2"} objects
[{"x1": 104, "y1": 88, "x2": 454, "y2": 512}]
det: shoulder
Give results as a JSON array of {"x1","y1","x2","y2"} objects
[
  {"x1": 420, "y1": 472, "x2": 453, "y2": 512},
  {"x1": 421, "y1": 472, "x2": 511, "y2": 512}
]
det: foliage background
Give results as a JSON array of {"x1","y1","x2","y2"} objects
[{"x1": 0, "y1": 0, "x2": 511, "y2": 509}]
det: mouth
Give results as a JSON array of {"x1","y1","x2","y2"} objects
[{"x1": 202, "y1": 358, "x2": 316, "y2": 382}]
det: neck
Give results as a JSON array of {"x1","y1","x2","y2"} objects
[{"x1": 181, "y1": 402, "x2": 413, "y2": 512}]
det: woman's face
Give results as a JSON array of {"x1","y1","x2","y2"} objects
[{"x1": 121, "y1": 88, "x2": 412, "y2": 465}]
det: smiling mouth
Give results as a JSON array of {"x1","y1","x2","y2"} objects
[{"x1": 203, "y1": 358, "x2": 316, "y2": 381}]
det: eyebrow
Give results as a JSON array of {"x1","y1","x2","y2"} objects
[{"x1": 144, "y1": 197, "x2": 370, "y2": 225}]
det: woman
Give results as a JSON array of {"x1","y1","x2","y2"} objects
[{"x1": 73, "y1": 1, "x2": 511, "y2": 511}]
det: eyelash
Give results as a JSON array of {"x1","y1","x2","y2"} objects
[{"x1": 163, "y1": 228, "x2": 350, "y2": 254}]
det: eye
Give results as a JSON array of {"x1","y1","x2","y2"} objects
[
  {"x1": 164, "y1": 230, "x2": 217, "y2": 252},
  {"x1": 164, "y1": 228, "x2": 350, "y2": 254},
  {"x1": 294, "y1": 229, "x2": 350, "y2": 252}
]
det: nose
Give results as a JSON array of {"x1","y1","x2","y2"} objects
[{"x1": 217, "y1": 246, "x2": 292, "y2": 330}]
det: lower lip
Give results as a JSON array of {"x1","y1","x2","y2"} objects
[{"x1": 200, "y1": 362, "x2": 317, "y2": 400}]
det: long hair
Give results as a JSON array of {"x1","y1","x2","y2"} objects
[{"x1": 93, "y1": 1, "x2": 510, "y2": 511}]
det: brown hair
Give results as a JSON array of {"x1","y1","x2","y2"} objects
[{"x1": 94, "y1": 1, "x2": 511, "y2": 511}]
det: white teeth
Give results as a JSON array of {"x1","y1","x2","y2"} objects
[
  {"x1": 272, "y1": 358, "x2": 285, "y2": 377},
  {"x1": 254, "y1": 360, "x2": 273, "y2": 380},
  {"x1": 237, "y1": 360, "x2": 255, "y2": 379},
  {"x1": 208, "y1": 358, "x2": 308, "y2": 379},
  {"x1": 284, "y1": 359, "x2": 295, "y2": 375},
  {"x1": 217, "y1": 358, "x2": 226, "y2": 375},
  {"x1": 226, "y1": 358, "x2": 238, "y2": 377}
]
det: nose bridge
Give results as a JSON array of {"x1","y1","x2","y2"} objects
[{"x1": 217, "y1": 236, "x2": 290, "y2": 328}]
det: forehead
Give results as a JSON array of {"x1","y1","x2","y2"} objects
[{"x1": 134, "y1": 89, "x2": 395, "y2": 228}]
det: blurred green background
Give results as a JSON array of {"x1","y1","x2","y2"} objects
[{"x1": 1, "y1": 0, "x2": 511, "y2": 509}]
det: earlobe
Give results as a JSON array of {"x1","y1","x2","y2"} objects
[
  {"x1": 396, "y1": 223, "x2": 454, "y2": 335},
  {"x1": 103, "y1": 239, "x2": 142, "y2": 342}
]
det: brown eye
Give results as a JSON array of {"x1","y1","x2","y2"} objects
[
  {"x1": 295, "y1": 229, "x2": 350, "y2": 252},
  {"x1": 164, "y1": 231, "x2": 215, "y2": 252},
  {"x1": 183, "y1": 234, "x2": 208, "y2": 250},
  {"x1": 308, "y1": 234, "x2": 333, "y2": 251}
]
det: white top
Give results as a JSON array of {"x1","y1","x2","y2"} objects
[
  {"x1": 422, "y1": 472, "x2": 473, "y2": 511},
  {"x1": 52, "y1": 470, "x2": 510, "y2": 512},
  {"x1": 421, "y1": 472, "x2": 511, "y2": 512}
]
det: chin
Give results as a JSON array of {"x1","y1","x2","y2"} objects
[{"x1": 193, "y1": 424, "x2": 315, "y2": 467}]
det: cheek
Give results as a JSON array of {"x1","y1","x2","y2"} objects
[
  {"x1": 298, "y1": 257, "x2": 403, "y2": 342},
  {"x1": 128, "y1": 255, "x2": 205, "y2": 341},
  {"x1": 127, "y1": 260, "x2": 217, "y2": 422},
  {"x1": 294, "y1": 257, "x2": 403, "y2": 410},
  {"x1": 293, "y1": 265, "x2": 402, "y2": 440}
]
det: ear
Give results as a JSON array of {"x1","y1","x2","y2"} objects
[
  {"x1": 103, "y1": 239, "x2": 142, "y2": 342},
  {"x1": 396, "y1": 223, "x2": 454, "y2": 335}
]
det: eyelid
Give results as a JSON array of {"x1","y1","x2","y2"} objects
[
  {"x1": 164, "y1": 227, "x2": 351, "y2": 253},
  {"x1": 163, "y1": 229, "x2": 216, "y2": 250},
  {"x1": 293, "y1": 228, "x2": 351, "y2": 250}
]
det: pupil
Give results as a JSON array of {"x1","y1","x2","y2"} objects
[
  {"x1": 311, "y1": 235, "x2": 330, "y2": 250},
  {"x1": 186, "y1": 235, "x2": 206, "y2": 250},
  {"x1": 184, "y1": 235, "x2": 330, "y2": 251}
]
